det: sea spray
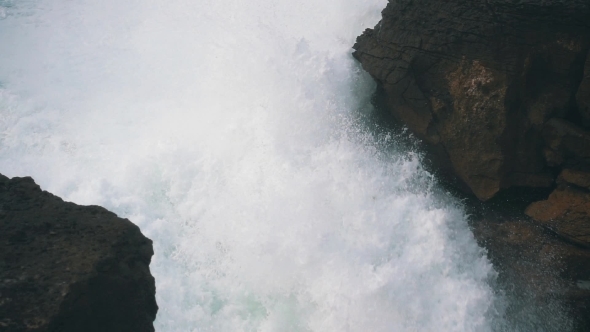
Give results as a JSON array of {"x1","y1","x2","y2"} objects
[{"x1": 0, "y1": 0, "x2": 505, "y2": 330}]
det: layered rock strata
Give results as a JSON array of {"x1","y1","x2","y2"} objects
[{"x1": 0, "y1": 174, "x2": 157, "y2": 332}]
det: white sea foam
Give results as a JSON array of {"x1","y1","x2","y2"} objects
[{"x1": 0, "y1": 0, "x2": 505, "y2": 331}]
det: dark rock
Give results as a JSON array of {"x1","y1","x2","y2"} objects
[
  {"x1": 525, "y1": 186, "x2": 590, "y2": 248},
  {"x1": 558, "y1": 169, "x2": 590, "y2": 189},
  {"x1": 578, "y1": 56, "x2": 590, "y2": 127},
  {"x1": 354, "y1": 1, "x2": 590, "y2": 328},
  {"x1": 353, "y1": 0, "x2": 590, "y2": 200},
  {"x1": 543, "y1": 118, "x2": 590, "y2": 167},
  {"x1": 0, "y1": 174, "x2": 157, "y2": 332},
  {"x1": 473, "y1": 218, "x2": 590, "y2": 331}
]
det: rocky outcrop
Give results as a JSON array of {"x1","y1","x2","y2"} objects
[
  {"x1": 542, "y1": 119, "x2": 590, "y2": 168},
  {"x1": 526, "y1": 180, "x2": 590, "y2": 248},
  {"x1": 353, "y1": 0, "x2": 590, "y2": 201},
  {"x1": 473, "y1": 218, "x2": 590, "y2": 331},
  {"x1": 353, "y1": 0, "x2": 590, "y2": 327},
  {"x1": 0, "y1": 174, "x2": 157, "y2": 332},
  {"x1": 353, "y1": 0, "x2": 590, "y2": 266}
]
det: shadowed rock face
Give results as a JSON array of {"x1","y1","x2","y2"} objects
[
  {"x1": 526, "y1": 184, "x2": 590, "y2": 247},
  {"x1": 353, "y1": 1, "x2": 590, "y2": 328},
  {"x1": 0, "y1": 174, "x2": 157, "y2": 332},
  {"x1": 353, "y1": 0, "x2": 590, "y2": 257},
  {"x1": 578, "y1": 57, "x2": 590, "y2": 126},
  {"x1": 473, "y1": 218, "x2": 590, "y2": 331},
  {"x1": 353, "y1": 0, "x2": 590, "y2": 201}
]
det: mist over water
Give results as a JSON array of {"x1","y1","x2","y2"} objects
[{"x1": 0, "y1": 0, "x2": 533, "y2": 331}]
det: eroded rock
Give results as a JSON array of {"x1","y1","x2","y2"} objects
[
  {"x1": 0, "y1": 174, "x2": 157, "y2": 332},
  {"x1": 525, "y1": 186, "x2": 590, "y2": 247},
  {"x1": 353, "y1": 0, "x2": 590, "y2": 200},
  {"x1": 473, "y1": 218, "x2": 590, "y2": 331},
  {"x1": 558, "y1": 169, "x2": 590, "y2": 189},
  {"x1": 354, "y1": 2, "x2": 590, "y2": 327},
  {"x1": 543, "y1": 118, "x2": 590, "y2": 167}
]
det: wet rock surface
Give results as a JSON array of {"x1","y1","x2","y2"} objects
[
  {"x1": 354, "y1": 0, "x2": 590, "y2": 328},
  {"x1": 473, "y1": 217, "x2": 590, "y2": 331},
  {"x1": 526, "y1": 184, "x2": 590, "y2": 248},
  {"x1": 353, "y1": 0, "x2": 590, "y2": 201},
  {"x1": 0, "y1": 174, "x2": 157, "y2": 332}
]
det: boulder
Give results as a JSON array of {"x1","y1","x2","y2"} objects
[
  {"x1": 353, "y1": 0, "x2": 590, "y2": 200},
  {"x1": 0, "y1": 174, "x2": 157, "y2": 332},
  {"x1": 525, "y1": 186, "x2": 590, "y2": 247},
  {"x1": 558, "y1": 169, "x2": 590, "y2": 189}
]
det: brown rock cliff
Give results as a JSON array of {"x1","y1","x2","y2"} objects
[
  {"x1": 353, "y1": 0, "x2": 590, "y2": 201},
  {"x1": 353, "y1": 1, "x2": 590, "y2": 328}
]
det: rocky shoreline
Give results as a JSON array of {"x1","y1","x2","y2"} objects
[
  {"x1": 0, "y1": 174, "x2": 157, "y2": 332},
  {"x1": 2, "y1": 0, "x2": 590, "y2": 330},
  {"x1": 353, "y1": 0, "x2": 590, "y2": 330}
]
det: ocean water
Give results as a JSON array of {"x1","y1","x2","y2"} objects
[{"x1": 0, "y1": 0, "x2": 523, "y2": 331}]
